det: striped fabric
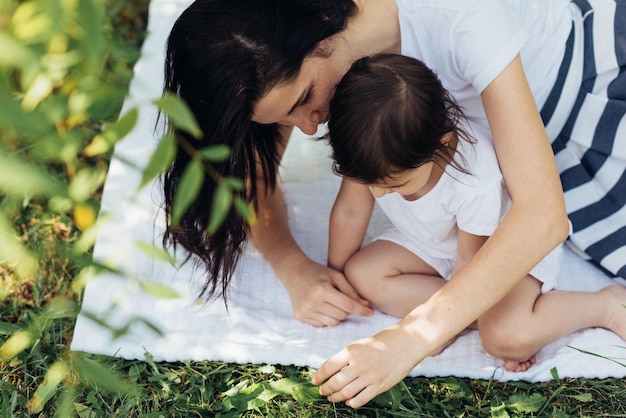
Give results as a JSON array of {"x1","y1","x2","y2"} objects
[{"x1": 540, "y1": 0, "x2": 626, "y2": 279}]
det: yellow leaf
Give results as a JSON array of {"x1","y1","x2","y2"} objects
[
  {"x1": 28, "y1": 360, "x2": 68, "y2": 414},
  {"x1": 73, "y1": 204, "x2": 96, "y2": 230},
  {"x1": 0, "y1": 330, "x2": 32, "y2": 362}
]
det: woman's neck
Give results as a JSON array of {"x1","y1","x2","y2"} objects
[{"x1": 342, "y1": 0, "x2": 401, "y2": 59}]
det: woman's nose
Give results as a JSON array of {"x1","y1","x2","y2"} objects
[{"x1": 292, "y1": 109, "x2": 323, "y2": 135}]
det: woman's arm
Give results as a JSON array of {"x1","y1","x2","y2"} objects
[
  {"x1": 250, "y1": 126, "x2": 373, "y2": 327},
  {"x1": 312, "y1": 55, "x2": 569, "y2": 407},
  {"x1": 328, "y1": 179, "x2": 375, "y2": 271}
]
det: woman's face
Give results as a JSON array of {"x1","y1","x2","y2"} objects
[{"x1": 252, "y1": 54, "x2": 345, "y2": 135}]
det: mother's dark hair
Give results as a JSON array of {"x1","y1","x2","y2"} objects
[{"x1": 162, "y1": 0, "x2": 357, "y2": 302}]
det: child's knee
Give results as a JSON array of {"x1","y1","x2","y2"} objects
[
  {"x1": 479, "y1": 321, "x2": 537, "y2": 360},
  {"x1": 344, "y1": 256, "x2": 370, "y2": 291}
]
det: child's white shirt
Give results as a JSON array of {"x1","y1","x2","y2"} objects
[{"x1": 374, "y1": 125, "x2": 562, "y2": 290}]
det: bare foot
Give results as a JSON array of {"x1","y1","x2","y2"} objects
[
  {"x1": 601, "y1": 285, "x2": 626, "y2": 340},
  {"x1": 504, "y1": 354, "x2": 536, "y2": 372}
]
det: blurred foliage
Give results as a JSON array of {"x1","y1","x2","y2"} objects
[
  {"x1": 0, "y1": 0, "x2": 149, "y2": 414},
  {"x1": 0, "y1": 0, "x2": 146, "y2": 284},
  {"x1": 0, "y1": 0, "x2": 255, "y2": 414}
]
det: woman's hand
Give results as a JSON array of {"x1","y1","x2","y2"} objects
[
  {"x1": 312, "y1": 324, "x2": 423, "y2": 408},
  {"x1": 279, "y1": 255, "x2": 374, "y2": 327}
]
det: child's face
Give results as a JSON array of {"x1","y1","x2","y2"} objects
[{"x1": 369, "y1": 162, "x2": 437, "y2": 201}]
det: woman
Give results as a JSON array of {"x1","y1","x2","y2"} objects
[{"x1": 163, "y1": 0, "x2": 626, "y2": 408}]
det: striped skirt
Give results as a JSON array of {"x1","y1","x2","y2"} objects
[{"x1": 540, "y1": 0, "x2": 626, "y2": 280}]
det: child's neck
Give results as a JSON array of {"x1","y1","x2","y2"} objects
[
  {"x1": 403, "y1": 135, "x2": 459, "y2": 202},
  {"x1": 402, "y1": 164, "x2": 445, "y2": 201}
]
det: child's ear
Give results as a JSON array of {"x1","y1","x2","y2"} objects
[{"x1": 440, "y1": 132, "x2": 453, "y2": 146}]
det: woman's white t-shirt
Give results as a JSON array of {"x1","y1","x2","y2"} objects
[{"x1": 396, "y1": 0, "x2": 572, "y2": 133}]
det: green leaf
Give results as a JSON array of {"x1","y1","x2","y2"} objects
[
  {"x1": 268, "y1": 378, "x2": 307, "y2": 396},
  {"x1": 77, "y1": 0, "x2": 105, "y2": 71},
  {"x1": 569, "y1": 393, "x2": 592, "y2": 402},
  {"x1": 550, "y1": 366, "x2": 559, "y2": 380},
  {"x1": 207, "y1": 183, "x2": 233, "y2": 234},
  {"x1": 233, "y1": 197, "x2": 254, "y2": 224},
  {"x1": 223, "y1": 176, "x2": 244, "y2": 191},
  {"x1": 140, "y1": 133, "x2": 177, "y2": 188},
  {"x1": 291, "y1": 385, "x2": 321, "y2": 403},
  {"x1": 68, "y1": 167, "x2": 106, "y2": 202},
  {"x1": 153, "y1": 93, "x2": 202, "y2": 139},
  {"x1": 135, "y1": 241, "x2": 176, "y2": 265},
  {"x1": 490, "y1": 402, "x2": 510, "y2": 418},
  {"x1": 0, "y1": 321, "x2": 20, "y2": 336},
  {"x1": 506, "y1": 393, "x2": 545, "y2": 413},
  {"x1": 74, "y1": 356, "x2": 139, "y2": 395},
  {"x1": 84, "y1": 108, "x2": 138, "y2": 157},
  {"x1": 39, "y1": 298, "x2": 79, "y2": 322},
  {"x1": 221, "y1": 382, "x2": 276, "y2": 413},
  {"x1": 267, "y1": 377, "x2": 321, "y2": 403},
  {"x1": 171, "y1": 159, "x2": 204, "y2": 225},
  {"x1": 0, "y1": 211, "x2": 38, "y2": 278},
  {"x1": 139, "y1": 281, "x2": 181, "y2": 300},
  {"x1": 372, "y1": 385, "x2": 403, "y2": 410},
  {"x1": 28, "y1": 360, "x2": 68, "y2": 414},
  {"x1": 0, "y1": 330, "x2": 32, "y2": 362},
  {"x1": 54, "y1": 384, "x2": 76, "y2": 418},
  {"x1": 11, "y1": 1, "x2": 53, "y2": 42},
  {"x1": 21, "y1": 73, "x2": 53, "y2": 110},
  {"x1": 0, "y1": 150, "x2": 64, "y2": 198},
  {"x1": 87, "y1": 83, "x2": 127, "y2": 120},
  {"x1": 199, "y1": 144, "x2": 231, "y2": 162},
  {"x1": 0, "y1": 32, "x2": 37, "y2": 69}
]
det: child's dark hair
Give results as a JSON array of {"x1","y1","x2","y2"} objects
[{"x1": 327, "y1": 54, "x2": 474, "y2": 184}]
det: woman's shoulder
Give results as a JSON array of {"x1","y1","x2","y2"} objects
[{"x1": 396, "y1": 0, "x2": 528, "y2": 90}]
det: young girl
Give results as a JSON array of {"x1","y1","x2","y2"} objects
[{"x1": 324, "y1": 54, "x2": 626, "y2": 373}]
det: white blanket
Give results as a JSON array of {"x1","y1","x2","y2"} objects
[{"x1": 70, "y1": 0, "x2": 626, "y2": 382}]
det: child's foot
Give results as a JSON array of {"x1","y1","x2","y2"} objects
[
  {"x1": 504, "y1": 354, "x2": 536, "y2": 372},
  {"x1": 601, "y1": 285, "x2": 626, "y2": 340}
]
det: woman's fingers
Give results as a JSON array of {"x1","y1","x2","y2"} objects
[
  {"x1": 287, "y1": 262, "x2": 374, "y2": 325},
  {"x1": 313, "y1": 327, "x2": 426, "y2": 408},
  {"x1": 329, "y1": 270, "x2": 372, "y2": 308},
  {"x1": 312, "y1": 348, "x2": 350, "y2": 387},
  {"x1": 306, "y1": 303, "x2": 350, "y2": 327}
]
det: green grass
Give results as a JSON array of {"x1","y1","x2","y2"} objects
[{"x1": 2, "y1": 1, "x2": 626, "y2": 417}]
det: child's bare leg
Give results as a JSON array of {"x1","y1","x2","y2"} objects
[
  {"x1": 344, "y1": 240, "x2": 445, "y2": 317},
  {"x1": 343, "y1": 240, "x2": 468, "y2": 354},
  {"x1": 478, "y1": 276, "x2": 626, "y2": 372}
]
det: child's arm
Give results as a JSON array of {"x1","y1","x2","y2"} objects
[
  {"x1": 451, "y1": 230, "x2": 489, "y2": 278},
  {"x1": 328, "y1": 178, "x2": 375, "y2": 272}
]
